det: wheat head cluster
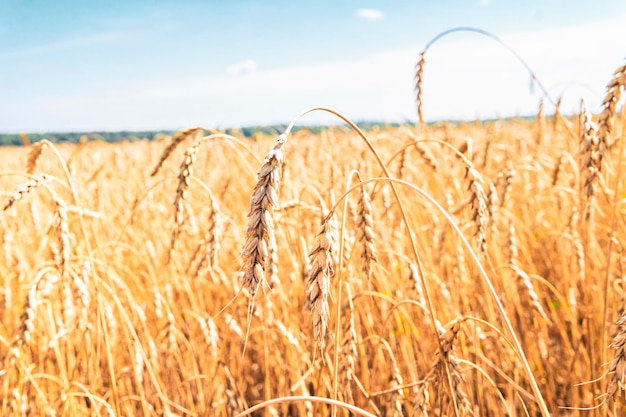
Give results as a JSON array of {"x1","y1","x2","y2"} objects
[{"x1": 1, "y1": 31, "x2": 626, "y2": 417}]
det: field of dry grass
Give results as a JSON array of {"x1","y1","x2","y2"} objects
[{"x1": 0, "y1": 52, "x2": 625, "y2": 416}]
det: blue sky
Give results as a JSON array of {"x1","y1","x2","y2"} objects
[{"x1": 1, "y1": 0, "x2": 625, "y2": 132}]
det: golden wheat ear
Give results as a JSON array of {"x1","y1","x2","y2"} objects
[
  {"x1": 241, "y1": 134, "x2": 287, "y2": 297},
  {"x1": 26, "y1": 140, "x2": 49, "y2": 174},
  {"x1": 598, "y1": 61, "x2": 626, "y2": 156},
  {"x1": 150, "y1": 127, "x2": 202, "y2": 177},
  {"x1": 306, "y1": 213, "x2": 335, "y2": 351},
  {"x1": 354, "y1": 184, "x2": 378, "y2": 279},
  {"x1": 415, "y1": 51, "x2": 426, "y2": 125}
]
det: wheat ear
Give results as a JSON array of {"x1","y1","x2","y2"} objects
[
  {"x1": 508, "y1": 223, "x2": 549, "y2": 323},
  {"x1": 3, "y1": 175, "x2": 50, "y2": 211},
  {"x1": 26, "y1": 140, "x2": 49, "y2": 174},
  {"x1": 416, "y1": 142, "x2": 439, "y2": 173},
  {"x1": 306, "y1": 213, "x2": 335, "y2": 351},
  {"x1": 413, "y1": 318, "x2": 474, "y2": 417},
  {"x1": 241, "y1": 134, "x2": 287, "y2": 296},
  {"x1": 150, "y1": 127, "x2": 202, "y2": 177},
  {"x1": 553, "y1": 95, "x2": 563, "y2": 133},
  {"x1": 536, "y1": 99, "x2": 545, "y2": 146},
  {"x1": 355, "y1": 185, "x2": 378, "y2": 278},
  {"x1": 170, "y1": 143, "x2": 198, "y2": 257},
  {"x1": 607, "y1": 313, "x2": 626, "y2": 403},
  {"x1": 598, "y1": 61, "x2": 626, "y2": 159},
  {"x1": 339, "y1": 281, "x2": 357, "y2": 402},
  {"x1": 415, "y1": 51, "x2": 426, "y2": 125},
  {"x1": 386, "y1": 366, "x2": 405, "y2": 417},
  {"x1": 465, "y1": 165, "x2": 489, "y2": 254},
  {"x1": 498, "y1": 162, "x2": 516, "y2": 208},
  {"x1": 15, "y1": 271, "x2": 59, "y2": 348},
  {"x1": 580, "y1": 101, "x2": 601, "y2": 219}
]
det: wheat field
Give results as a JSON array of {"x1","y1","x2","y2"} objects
[{"x1": 1, "y1": 49, "x2": 626, "y2": 416}]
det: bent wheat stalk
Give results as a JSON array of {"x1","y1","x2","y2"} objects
[
  {"x1": 281, "y1": 107, "x2": 549, "y2": 417},
  {"x1": 330, "y1": 176, "x2": 552, "y2": 417},
  {"x1": 416, "y1": 27, "x2": 576, "y2": 142}
]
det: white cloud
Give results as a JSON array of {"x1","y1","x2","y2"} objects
[
  {"x1": 356, "y1": 9, "x2": 384, "y2": 20},
  {"x1": 478, "y1": 0, "x2": 492, "y2": 6},
  {"x1": 226, "y1": 59, "x2": 257, "y2": 75}
]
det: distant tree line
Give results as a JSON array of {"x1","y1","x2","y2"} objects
[{"x1": 0, "y1": 122, "x2": 405, "y2": 146}]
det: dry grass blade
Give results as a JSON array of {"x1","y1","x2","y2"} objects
[{"x1": 241, "y1": 134, "x2": 287, "y2": 297}]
